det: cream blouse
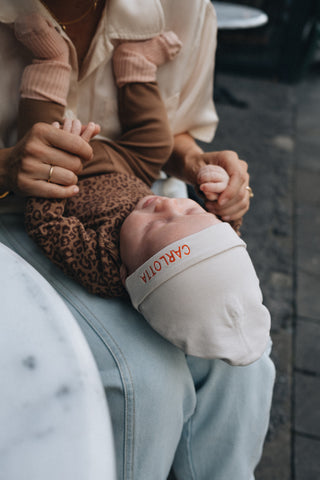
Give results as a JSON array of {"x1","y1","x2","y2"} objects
[{"x1": 0, "y1": 0, "x2": 219, "y2": 212}]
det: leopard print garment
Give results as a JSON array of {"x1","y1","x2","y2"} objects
[{"x1": 25, "y1": 172, "x2": 152, "y2": 298}]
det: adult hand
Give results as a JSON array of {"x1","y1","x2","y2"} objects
[
  {"x1": 167, "y1": 134, "x2": 251, "y2": 223},
  {"x1": 4, "y1": 122, "x2": 94, "y2": 198},
  {"x1": 198, "y1": 150, "x2": 250, "y2": 222}
]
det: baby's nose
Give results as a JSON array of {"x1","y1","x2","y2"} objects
[{"x1": 155, "y1": 197, "x2": 177, "y2": 214}]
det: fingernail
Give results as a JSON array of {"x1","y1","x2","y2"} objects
[
  {"x1": 219, "y1": 198, "x2": 227, "y2": 206},
  {"x1": 73, "y1": 186, "x2": 79, "y2": 194},
  {"x1": 223, "y1": 215, "x2": 230, "y2": 221}
]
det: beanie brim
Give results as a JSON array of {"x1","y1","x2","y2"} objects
[{"x1": 126, "y1": 223, "x2": 271, "y2": 365}]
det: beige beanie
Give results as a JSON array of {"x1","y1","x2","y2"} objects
[{"x1": 125, "y1": 223, "x2": 271, "y2": 366}]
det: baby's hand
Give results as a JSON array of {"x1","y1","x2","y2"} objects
[
  {"x1": 197, "y1": 164, "x2": 229, "y2": 201},
  {"x1": 52, "y1": 119, "x2": 101, "y2": 142}
]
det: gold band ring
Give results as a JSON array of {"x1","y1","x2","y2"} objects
[
  {"x1": 0, "y1": 191, "x2": 10, "y2": 199},
  {"x1": 47, "y1": 165, "x2": 54, "y2": 183},
  {"x1": 246, "y1": 186, "x2": 254, "y2": 198}
]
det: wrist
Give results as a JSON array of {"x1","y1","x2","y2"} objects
[
  {"x1": 165, "y1": 133, "x2": 205, "y2": 185},
  {"x1": 183, "y1": 148, "x2": 206, "y2": 186}
]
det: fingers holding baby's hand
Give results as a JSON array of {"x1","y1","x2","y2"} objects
[
  {"x1": 81, "y1": 122, "x2": 101, "y2": 142},
  {"x1": 52, "y1": 119, "x2": 100, "y2": 142},
  {"x1": 197, "y1": 164, "x2": 229, "y2": 201}
]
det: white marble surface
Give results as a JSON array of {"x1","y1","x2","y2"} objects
[
  {"x1": 213, "y1": 1, "x2": 268, "y2": 29},
  {"x1": 0, "y1": 242, "x2": 116, "y2": 480}
]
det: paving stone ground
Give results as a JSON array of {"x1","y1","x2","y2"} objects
[{"x1": 199, "y1": 69, "x2": 320, "y2": 480}]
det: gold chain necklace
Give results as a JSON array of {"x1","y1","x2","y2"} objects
[{"x1": 39, "y1": 1, "x2": 99, "y2": 30}]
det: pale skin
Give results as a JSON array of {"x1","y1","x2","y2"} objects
[
  {"x1": 119, "y1": 195, "x2": 222, "y2": 279},
  {"x1": 0, "y1": 0, "x2": 250, "y2": 225},
  {"x1": 16, "y1": 118, "x2": 232, "y2": 280},
  {"x1": 29, "y1": 119, "x2": 230, "y2": 281},
  {"x1": 0, "y1": 126, "x2": 249, "y2": 221},
  {"x1": 164, "y1": 132, "x2": 250, "y2": 221},
  {"x1": 0, "y1": 121, "x2": 99, "y2": 198},
  {"x1": 43, "y1": 118, "x2": 230, "y2": 206}
]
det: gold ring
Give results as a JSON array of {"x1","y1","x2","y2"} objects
[
  {"x1": 0, "y1": 191, "x2": 10, "y2": 199},
  {"x1": 246, "y1": 185, "x2": 254, "y2": 198},
  {"x1": 47, "y1": 165, "x2": 54, "y2": 183}
]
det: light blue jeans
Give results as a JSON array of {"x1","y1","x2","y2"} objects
[{"x1": 0, "y1": 213, "x2": 275, "y2": 480}]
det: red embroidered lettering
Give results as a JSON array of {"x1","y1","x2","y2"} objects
[
  {"x1": 182, "y1": 244, "x2": 191, "y2": 255},
  {"x1": 166, "y1": 251, "x2": 176, "y2": 263},
  {"x1": 154, "y1": 261, "x2": 162, "y2": 271},
  {"x1": 149, "y1": 266, "x2": 156, "y2": 276},
  {"x1": 140, "y1": 273, "x2": 147, "y2": 284},
  {"x1": 160, "y1": 255, "x2": 169, "y2": 266},
  {"x1": 140, "y1": 244, "x2": 191, "y2": 285}
]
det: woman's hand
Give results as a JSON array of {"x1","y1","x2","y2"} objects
[
  {"x1": 166, "y1": 133, "x2": 251, "y2": 223},
  {"x1": 3, "y1": 121, "x2": 96, "y2": 198},
  {"x1": 199, "y1": 150, "x2": 250, "y2": 222}
]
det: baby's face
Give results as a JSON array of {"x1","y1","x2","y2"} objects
[{"x1": 120, "y1": 195, "x2": 220, "y2": 275}]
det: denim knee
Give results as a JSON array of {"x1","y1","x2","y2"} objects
[{"x1": 66, "y1": 297, "x2": 197, "y2": 479}]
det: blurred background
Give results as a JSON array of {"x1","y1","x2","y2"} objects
[
  {"x1": 206, "y1": 1, "x2": 320, "y2": 479},
  {"x1": 215, "y1": 0, "x2": 320, "y2": 83}
]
